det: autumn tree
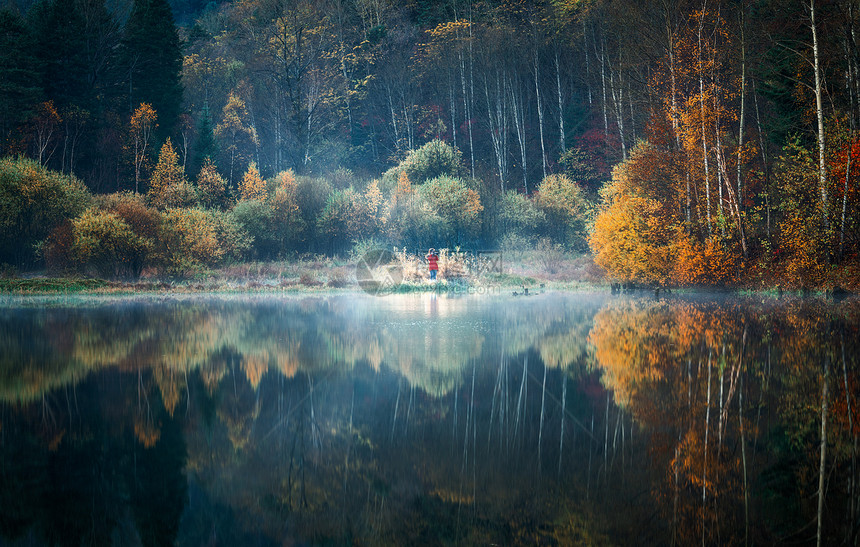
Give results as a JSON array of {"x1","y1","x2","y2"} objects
[
  {"x1": 0, "y1": 156, "x2": 91, "y2": 267},
  {"x1": 148, "y1": 138, "x2": 196, "y2": 210},
  {"x1": 215, "y1": 91, "x2": 257, "y2": 189},
  {"x1": 154, "y1": 207, "x2": 223, "y2": 277},
  {"x1": 269, "y1": 169, "x2": 305, "y2": 252},
  {"x1": 196, "y1": 157, "x2": 227, "y2": 209},
  {"x1": 129, "y1": 103, "x2": 157, "y2": 193},
  {"x1": 29, "y1": 101, "x2": 61, "y2": 166},
  {"x1": 238, "y1": 162, "x2": 266, "y2": 202},
  {"x1": 71, "y1": 208, "x2": 153, "y2": 278}
]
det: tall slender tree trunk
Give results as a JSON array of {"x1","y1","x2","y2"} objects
[
  {"x1": 811, "y1": 0, "x2": 829, "y2": 228},
  {"x1": 556, "y1": 52, "x2": 566, "y2": 154},
  {"x1": 737, "y1": 6, "x2": 747, "y2": 211},
  {"x1": 841, "y1": 133, "x2": 852, "y2": 260},
  {"x1": 753, "y1": 79, "x2": 771, "y2": 238},
  {"x1": 534, "y1": 48, "x2": 547, "y2": 180},
  {"x1": 610, "y1": 62, "x2": 627, "y2": 161},
  {"x1": 596, "y1": 32, "x2": 609, "y2": 136},
  {"x1": 510, "y1": 75, "x2": 528, "y2": 192},
  {"x1": 698, "y1": 3, "x2": 712, "y2": 234},
  {"x1": 468, "y1": 6, "x2": 475, "y2": 179},
  {"x1": 629, "y1": 81, "x2": 637, "y2": 143},
  {"x1": 584, "y1": 20, "x2": 593, "y2": 105}
]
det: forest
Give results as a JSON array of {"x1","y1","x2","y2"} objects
[{"x1": 1, "y1": 0, "x2": 859, "y2": 288}]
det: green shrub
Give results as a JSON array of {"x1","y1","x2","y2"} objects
[
  {"x1": 499, "y1": 191, "x2": 545, "y2": 242},
  {"x1": 295, "y1": 176, "x2": 333, "y2": 250},
  {"x1": 196, "y1": 158, "x2": 228, "y2": 209},
  {"x1": 382, "y1": 139, "x2": 464, "y2": 188},
  {"x1": 231, "y1": 199, "x2": 277, "y2": 258},
  {"x1": 317, "y1": 188, "x2": 360, "y2": 254},
  {"x1": 100, "y1": 191, "x2": 159, "y2": 241},
  {"x1": 0, "y1": 157, "x2": 91, "y2": 267},
  {"x1": 269, "y1": 170, "x2": 306, "y2": 254},
  {"x1": 205, "y1": 209, "x2": 253, "y2": 262},
  {"x1": 419, "y1": 175, "x2": 483, "y2": 246},
  {"x1": 154, "y1": 208, "x2": 223, "y2": 278},
  {"x1": 535, "y1": 174, "x2": 589, "y2": 250},
  {"x1": 71, "y1": 209, "x2": 153, "y2": 278}
]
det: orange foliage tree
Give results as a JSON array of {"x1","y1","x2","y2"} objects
[
  {"x1": 238, "y1": 162, "x2": 266, "y2": 202},
  {"x1": 129, "y1": 103, "x2": 157, "y2": 194}
]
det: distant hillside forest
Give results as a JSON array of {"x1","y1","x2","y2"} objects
[{"x1": 1, "y1": 0, "x2": 859, "y2": 287}]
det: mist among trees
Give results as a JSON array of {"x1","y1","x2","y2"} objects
[{"x1": 1, "y1": 0, "x2": 859, "y2": 287}]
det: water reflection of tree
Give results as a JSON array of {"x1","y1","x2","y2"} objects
[
  {"x1": 3, "y1": 294, "x2": 857, "y2": 544},
  {"x1": 589, "y1": 298, "x2": 860, "y2": 545},
  {"x1": 0, "y1": 371, "x2": 187, "y2": 546}
]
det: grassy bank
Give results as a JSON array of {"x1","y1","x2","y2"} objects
[
  {"x1": 0, "y1": 250, "x2": 604, "y2": 295},
  {"x1": 2, "y1": 249, "x2": 857, "y2": 296}
]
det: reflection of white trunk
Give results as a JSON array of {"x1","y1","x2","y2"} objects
[
  {"x1": 587, "y1": 413, "x2": 594, "y2": 499},
  {"x1": 842, "y1": 332, "x2": 858, "y2": 532},
  {"x1": 740, "y1": 373, "x2": 749, "y2": 546},
  {"x1": 559, "y1": 374, "x2": 566, "y2": 477},
  {"x1": 703, "y1": 349, "x2": 712, "y2": 544},
  {"x1": 817, "y1": 355, "x2": 829, "y2": 547},
  {"x1": 538, "y1": 364, "x2": 547, "y2": 471}
]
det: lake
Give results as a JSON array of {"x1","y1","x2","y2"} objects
[{"x1": 0, "y1": 291, "x2": 857, "y2": 545}]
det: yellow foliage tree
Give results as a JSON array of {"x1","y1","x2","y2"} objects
[
  {"x1": 148, "y1": 138, "x2": 196, "y2": 209},
  {"x1": 239, "y1": 162, "x2": 266, "y2": 202},
  {"x1": 196, "y1": 157, "x2": 227, "y2": 209}
]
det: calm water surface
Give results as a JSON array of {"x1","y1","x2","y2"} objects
[{"x1": 0, "y1": 292, "x2": 858, "y2": 545}]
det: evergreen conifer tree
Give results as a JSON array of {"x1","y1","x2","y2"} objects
[
  {"x1": 192, "y1": 101, "x2": 217, "y2": 174},
  {"x1": 26, "y1": 0, "x2": 93, "y2": 113},
  {"x1": 121, "y1": 0, "x2": 183, "y2": 137},
  {"x1": 0, "y1": 9, "x2": 41, "y2": 154}
]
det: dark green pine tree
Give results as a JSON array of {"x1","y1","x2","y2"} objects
[
  {"x1": 192, "y1": 101, "x2": 217, "y2": 175},
  {"x1": 121, "y1": 0, "x2": 183, "y2": 138},
  {"x1": 26, "y1": 0, "x2": 91, "y2": 110},
  {"x1": 0, "y1": 9, "x2": 41, "y2": 154}
]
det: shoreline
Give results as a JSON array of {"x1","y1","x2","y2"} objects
[
  {"x1": 1, "y1": 252, "x2": 857, "y2": 298},
  {"x1": 0, "y1": 275, "x2": 856, "y2": 302}
]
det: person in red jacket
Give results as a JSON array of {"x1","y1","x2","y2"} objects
[{"x1": 426, "y1": 248, "x2": 439, "y2": 280}]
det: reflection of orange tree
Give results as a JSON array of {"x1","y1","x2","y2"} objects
[
  {"x1": 590, "y1": 300, "x2": 758, "y2": 544},
  {"x1": 589, "y1": 298, "x2": 860, "y2": 545}
]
